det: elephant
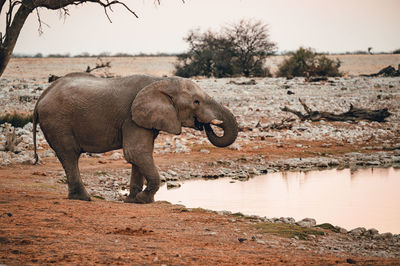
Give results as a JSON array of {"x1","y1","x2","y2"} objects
[{"x1": 32, "y1": 73, "x2": 238, "y2": 203}]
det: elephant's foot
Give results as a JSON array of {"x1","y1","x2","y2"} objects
[
  {"x1": 124, "y1": 187, "x2": 142, "y2": 203},
  {"x1": 68, "y1": 187, "x2": 91, "y2": 201},
  {"x1": 124, "y1": 196, "x2": 136, "y2": 203},
  {"x1": 133, "y1": 191, "x2": 154, "y2": 204}
]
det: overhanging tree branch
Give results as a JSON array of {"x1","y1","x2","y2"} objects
[{"x1": 0, "y1": 0, "x2": 139, "y2": 77}]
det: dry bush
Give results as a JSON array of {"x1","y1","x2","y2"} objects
[
  {"x1": 0, "y1": 112, "x2": 33, "y2": 128},
  {"x1": 276, "y1": 47, "x2": 342, "y2": 78},
  {"x1": 175, "y1": 19, "x2": 276, "y2": 78}
]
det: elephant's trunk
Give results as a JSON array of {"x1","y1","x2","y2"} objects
[{"x1": 204, "y1": 100, "x2": 238, "y2": 148}]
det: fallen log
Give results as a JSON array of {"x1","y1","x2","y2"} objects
[
  {"x1": 361, "y1": 65, "x2": 400, "y2": 77},
  {"x1": 227, "y1": 79, "x2": 257, "y2": 85},
  {"x1": 281, "y1": 98, "x2": 391, "y2": 122}
]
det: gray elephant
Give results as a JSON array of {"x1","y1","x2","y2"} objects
[{"x1": 33, "y1": 73, "x2": 238, "y2": 203}]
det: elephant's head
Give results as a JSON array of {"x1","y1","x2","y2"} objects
[{"x1": 131, "y1": 78, "x2": 238, "y2": 147}]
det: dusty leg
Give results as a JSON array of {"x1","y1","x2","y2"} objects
[
  {"x1": 124, "y1": 164, "x2": 144, "y2": 203},
  {"x1": 131, "y1": 155, "x2": 160, "y2": 204},
  {"x1": 57, "y1": 151, "x2": 91, "y2": 201},
  {"x1": 123, "y1": 122, "x2": 160, "y2": 204}
]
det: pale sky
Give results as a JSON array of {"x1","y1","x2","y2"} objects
[{"x1": 5, "y1": 0, "x2": 400, "y2": 55}]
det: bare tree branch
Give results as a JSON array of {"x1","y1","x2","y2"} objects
[
  {"x1": 0, "y1": 0, "x2": 142, "y2": 76},
  {"x1": 35, "y1": 8, "x2": 50, "y2": 35}
]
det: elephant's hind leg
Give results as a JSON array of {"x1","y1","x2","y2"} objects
[
  {"x1": 48, "y1": 134, "x2": 91, "y2": 201},
  {"x1": 124, "y1": 164, "x2": 144, "y2": 203},
  {"x1": 59, "y1": 153, "x2": 91, "y2": 201}
]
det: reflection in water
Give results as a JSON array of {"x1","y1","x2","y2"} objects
[{"x1": 156, "y1": 167, "x2": 400, "y2": 233}]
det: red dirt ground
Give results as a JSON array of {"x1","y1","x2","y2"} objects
[{"x1": 1, "y1": 143, "x2": 400, "y2": 265}]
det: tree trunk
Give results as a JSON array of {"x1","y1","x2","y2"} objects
[{"x1": 0, "y1": 4, "x2": 32, "y2": 76}]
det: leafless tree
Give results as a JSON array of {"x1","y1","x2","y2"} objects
[
  {"x1": 225, "y1": 19, "x2": 276, "y2": 77},
  {"x1": 0, "y1": 0, "x2": 138, "y2": 77}
]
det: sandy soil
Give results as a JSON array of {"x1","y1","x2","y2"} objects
[
  {"x1": 1, "y1": 157, "x2": 400, "y2": 265},
  {"x1": 3, "y1": 54, "x2": 400, "y2": 81},
  {"x1": 1, "y1": 55, "x2": 400, "y2": 264}
]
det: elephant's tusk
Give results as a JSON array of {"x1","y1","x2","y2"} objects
[{"x1": 210, "y1": 119, "x2": 223, "y2": 125}]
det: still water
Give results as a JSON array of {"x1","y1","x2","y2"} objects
[{"x1": 155, "y1": 167, "x2": 400, "y2": 234}]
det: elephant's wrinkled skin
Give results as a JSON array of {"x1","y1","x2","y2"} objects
[{"x1": 33, "y1": 73, "x2": 238, "y2": 203}]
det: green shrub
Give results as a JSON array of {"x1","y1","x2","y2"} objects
[
  {"x1": 276, "y1": 47, "x2": 342, "y2": 78},
  {"x1": 393, "y1": 48, "x2": 400, "y2": 54},
  {"x1": 0, "y1": 112, "x2": 33, "y2": 128}
]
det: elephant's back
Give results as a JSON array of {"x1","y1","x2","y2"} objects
[{"x1": 37, "y1": 74, "x2": 158, "y2": 112}]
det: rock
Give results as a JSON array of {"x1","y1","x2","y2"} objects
[
  {"x1": 109, "y1": 152, "x2": 123, "y2": 160},
  {"x1": 335, "y1": 226, "x2": 348, "y2": 234},
  {"x1": 165, "y1": 175, "x2": 178, "y2": 181},
  {"x1": 166, "y1": 181, "x2": 181, "y2": 189},
  {"x1": 376, "y1": 232, "x2": 393, "y2": 240},
  {"x1": 349, "y1": 227, "x2": 366, "y2": 236},
  {"x1": 280, "y1": 217, "x2": 295, "y2": 224},
  {"x1": 367, "y1": 228, "x2": 379, "y2": 236},
  {"x1": 200, "y1": 149, "x2": 210, "y2": 154},
  {"x1": 216, "y1": 210, "x2": 232, "y2": 215},
  {"x1": 167, "y1": 169, "x2": 178, "y2": 176},
  {"x1": 296, "y1": 218, "x2": 316, "y2": 228},
  {"x1": 229, "y1": 143, "x2": 241, "y2": 150}
]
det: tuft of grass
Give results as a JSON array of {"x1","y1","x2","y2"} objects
[
  {"x1": 187, "y1": 207, "x2": 212, "y2": 213},
  {"x1": 94, "y1": 171, "x2": 108, "y2": 176},
  {"x1": 231, "y1": 212, "x2": 246, "y2": 217},
  {"x1": 254, "y1": 222, "x2": 324, "y2": 240},
  {"x1": 316, "y1": 223, "x2": 340, "y2": 233},
  {"x1": 0, "y1": 112, "x2": 33, "y2": 128}
]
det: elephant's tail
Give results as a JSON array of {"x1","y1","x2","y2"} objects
[{"x1": 33, "y1": 107, "x2": 39, "y2": 165}]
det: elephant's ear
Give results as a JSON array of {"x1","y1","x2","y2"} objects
[{"x1": 131, "y1": 80, "x2": 181, "y2": 135}]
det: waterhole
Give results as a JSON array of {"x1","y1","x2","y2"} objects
[{"x1": 156, "y1": 167, "x2": 400, "y2": 233}]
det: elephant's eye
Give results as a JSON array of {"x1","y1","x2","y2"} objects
[{"x1": 194, "y1": 100, "x2": 200, "y2": 105}]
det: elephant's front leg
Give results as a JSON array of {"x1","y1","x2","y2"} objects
[
  {"x1": 122, "y1": 122, "x2": 160, "y2": 204},
  {"x1": 124, "y1": 164, "x2": 144, "y2": 203},
  {"x1": 130, "y1": 155, "x2": 160, "y2": 204}
]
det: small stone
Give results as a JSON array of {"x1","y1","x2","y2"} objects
[
  {"x1": 229, "y1": 143, "x2": 241, "y2": 150},
  {"x1": 167, "y1": 169, "x2": 178, "y2": 176},
  {"x1": 109, "y1": 152, "x2": 123, "y2": 160},
  {"x1": 200, "y1": 149, "x2": 210, "y2": 154}
]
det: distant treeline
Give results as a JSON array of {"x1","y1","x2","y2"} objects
[
  {"x1": 12, "y1": 49, "x2": 400, "y2": 58},
  {"x1": 11, "y1": 52, "x2": 179, "y2": 58},
  {"x1": 280, "y1": 49, "x2": 400, "y2": 55}
]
